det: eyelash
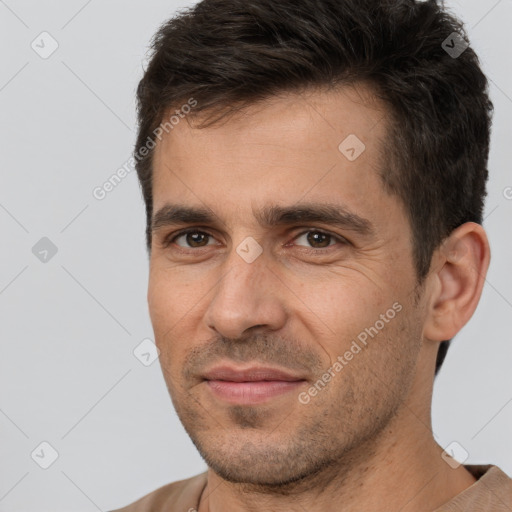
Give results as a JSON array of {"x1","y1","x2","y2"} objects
[{"x1": 162, "y1": 228, "x2": 348, "y2": 253}]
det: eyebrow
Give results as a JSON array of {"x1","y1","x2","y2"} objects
[{"x1": 152, "y1": 202, "x2": 375, "y2": 238}]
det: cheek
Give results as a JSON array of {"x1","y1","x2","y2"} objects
[
  {"x1": 147, "y1": 269, "x2": 191, "y2": 367},
  {"x1": 148, "y1": 266, "x2": 204, "y2": 328},
  {"x1": 301, "y1": 277, "x2": 390, "y2": 339},
  {"x1": 147, "y1": 272, "x2": 173, "y2": 331},
  {"x1": 148, "y1": 267, "x2": 213, "y2": 371}
]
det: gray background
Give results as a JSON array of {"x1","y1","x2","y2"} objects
[{"x1": 0, "y1": 0, "x2": 511, "y2": 510}]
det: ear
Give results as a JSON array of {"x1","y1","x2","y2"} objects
[{"x1": 423, "y1": 222, "x2": 490, "y2": 342}]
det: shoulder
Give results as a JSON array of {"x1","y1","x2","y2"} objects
[
  {"x1": 109, "y1": 472, "x2": 208, "y2": 512},
  {"x1": 436, "y1": 464, "x2": 512, "y2": 511}
]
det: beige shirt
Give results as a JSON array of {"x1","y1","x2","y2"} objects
[{"x1": 110, "y1": 464, "x2": 512, "y2": 511}]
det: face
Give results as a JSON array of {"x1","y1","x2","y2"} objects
[{"x1": 148, "y1": 85, "x2": 427, "y2": 487}]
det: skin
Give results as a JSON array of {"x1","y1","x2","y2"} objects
[{"x1": 148, "y1": 84, "x2": 490, "y2": 512}]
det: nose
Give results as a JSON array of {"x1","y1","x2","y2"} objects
[{"x1": 203, "y1": 249, "x2": 288, "y2": 340}]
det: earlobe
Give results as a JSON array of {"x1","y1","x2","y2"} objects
[{"x1": 423, "y1": 222, "x2": 490, "y2": 342}]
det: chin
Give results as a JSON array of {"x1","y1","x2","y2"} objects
[{"x1": 189, "y1": 430, "x2": 340, "y2": 491}]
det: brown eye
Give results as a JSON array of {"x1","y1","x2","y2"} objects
[
  {"x1": 294, "y1": 230, "x2": 339, "y2": 249},
  {"x1": 173, "y1": 231, "x2": 213, "y2": 248}
]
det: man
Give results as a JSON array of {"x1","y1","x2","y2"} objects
[{"x1": 112, "y1": 0, "x2": 511, "y2": 510}]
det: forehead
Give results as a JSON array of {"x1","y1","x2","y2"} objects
[{"x1": 151, "y1": 84, "x2": 402, "y2": 234}]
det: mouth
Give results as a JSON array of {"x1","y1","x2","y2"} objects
[{"x1": 202, "y1": 364, "x2": 308, "y2": 404}]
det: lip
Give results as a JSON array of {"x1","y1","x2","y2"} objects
[
  {"x1": 202, "y1": 364, "x2": 307, "y2": 405},
  {"x1": 202, "y1": 364, "x2": 306, "y2": 382}
]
